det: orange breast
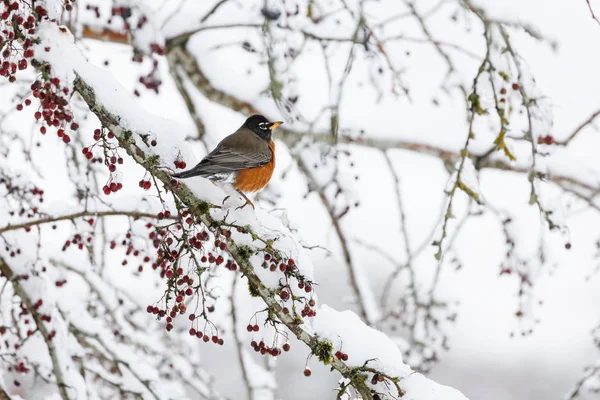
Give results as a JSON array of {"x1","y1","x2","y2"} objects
[{"x1": 234, "y1": 141, "x2": 276, "y2": 193}]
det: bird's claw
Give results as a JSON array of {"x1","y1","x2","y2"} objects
[{"x1": 235, "y1": 199, "x2": 255, "y2": 210}]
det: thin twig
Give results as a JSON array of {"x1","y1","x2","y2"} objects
[
  {"x1": 586, "y1": 0, "x2": 600, "y2": 25},
  {"x1": 0, "y1": 210, "x2": 170, "y2": 235}
]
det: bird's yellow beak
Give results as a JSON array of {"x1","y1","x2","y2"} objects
[{"x1": 269, "y1": 121, "x2": 284, "y2": 130}]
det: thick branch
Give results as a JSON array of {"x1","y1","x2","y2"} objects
[
  {"x1": 0, "y1": 387, "x2": 12, "y2": 400},
  {"x1": 72, "y1": 75, "x2": 382, "y2": 399},
  {"x1": 81, "y1": 25, "x2": 129, "y2": 44}
]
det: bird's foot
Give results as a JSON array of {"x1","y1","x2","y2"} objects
[
  {"x1": 234, "y1": 189, "x2": 256, "y2": 210},
  {"x1": 235, "y1": 198, "x2": 255, "y2": 210}
]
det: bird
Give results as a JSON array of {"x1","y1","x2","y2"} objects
[{"x1": 172, "y1": 114, "x2": 283, "y2": 210}]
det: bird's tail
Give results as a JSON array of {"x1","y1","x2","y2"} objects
[{"x1": 172, "y1": 167, "x2": 207, "y2": 179}]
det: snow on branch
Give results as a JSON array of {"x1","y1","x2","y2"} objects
[{"x1": 33, "y1": 20, "x2": 468, "y2": 400}]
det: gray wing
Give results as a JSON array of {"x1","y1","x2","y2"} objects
[{"x1": 172, "y1": 128, "x2": 271, "y2": 179}]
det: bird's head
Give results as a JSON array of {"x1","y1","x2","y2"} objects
[{"x1": 244, "y1": 114, "x2": 284, "y2": 141}]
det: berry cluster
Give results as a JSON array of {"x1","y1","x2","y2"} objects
[
  {"x1": 249, "y1": 339, "x2": 288, "y2": 357},
  {"x1": 138, "y1": 179, "x2": 152, "y2": 190},
  {"x1": 537, "y1": 135, "x2": 554, "y2": 145},
  {"x1": 173, "y1": 158, "x2": 187, "y2": 170},
  {"x1": 62, "y1": 232, "x2": 93, "y2": 251},
  {"x1": 334, "y1": 350, "x2": 349, "y2": 361},
  {"x1": 259, "y1": 254, "x2": 317, "y2": 318},
  {"x1": 83, "y1": 3, "x2": 166, "y2": 93}
]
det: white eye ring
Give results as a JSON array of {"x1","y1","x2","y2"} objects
[{"x1": 258, "y1": 122, "x2": 269, "y2": 130}]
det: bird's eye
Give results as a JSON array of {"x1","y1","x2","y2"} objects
[{"x1": 258, "y1": 122, "x2": 269, "y2": 130}]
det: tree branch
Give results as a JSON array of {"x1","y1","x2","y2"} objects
[
  {"x1": 71, "y1": 74, "x2": 391, "y2": 399},
  {"x1": 555, "y1": 107, "x2": 600, "y2": 145},
  {"x1": 0, "y1": 257, "x2": 70, "y2": 400},
  {"x1": 0, "y1": 210, "x2": 171, "y2": 235},
  {"x1": 295, "y1": 156, "x2": 375, "y2": 325},
  {"x1": 586, "y1": 0, "x2": 600, "y2": 26}
]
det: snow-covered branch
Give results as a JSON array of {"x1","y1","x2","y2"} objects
[{"x1": 32, "y1": 19, "x2": 468, "y2": 400}]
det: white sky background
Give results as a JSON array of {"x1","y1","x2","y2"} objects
[{"x1": 2, "y1": 0, "x2": 600, "y2": 399}]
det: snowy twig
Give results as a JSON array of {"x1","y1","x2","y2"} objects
[
  {"x1": 295, "y1": 156, "x2": 375, "y2": 326},
  {"x1": 380, "y1": 151, "x2": 415, "y2": 309},
  {"x1": 567, "y1": 364, "x2": 599, "y2": 399},
  {"x1": 555, "y1": 107, "x2": 600, "y2": 145},
  {"x1": 67, "y1": 323, "x2": 161, "y2": 400},
  {"x1": 230, "y1": 276, "x2": 254, "y2": 400},
  {"x1": 0, "y1": 257, "x2": 70, "y2": 400},
  {"x1": 402, "y1": 0, "x2": 454, "y2": 74},
  {"x1": 0, "y1": 210, "x2": 170, "y2": 235}
]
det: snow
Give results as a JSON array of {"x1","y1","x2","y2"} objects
[{"x1": 312, "y1": 305, "x2": 468, "y2": 399}]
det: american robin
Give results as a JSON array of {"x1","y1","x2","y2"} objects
[{"x1": 172, "y1": 114, "x2": 283, "y2": 209}]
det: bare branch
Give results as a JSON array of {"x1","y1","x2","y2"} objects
[
  {"x1": 555, "y1": 107, "x2": 600, "y2": 145},
  {"x1": 586, "y1": 0, "x2": 600, "y2": 25},
  {"x1": 295, "y1": 156, "x2": 375, "y2": 326},
  {"x1": 0, "y1": 210, "x2": 171, "y2": 235}
]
